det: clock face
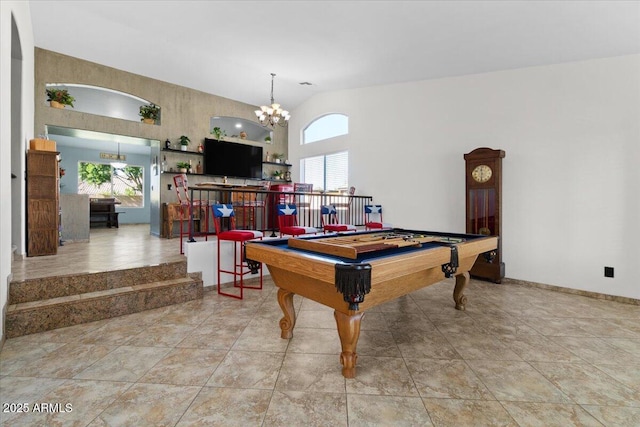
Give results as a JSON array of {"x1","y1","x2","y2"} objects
[{"x1": 471, "y1": 164, "x2": 492, "y2": 183}]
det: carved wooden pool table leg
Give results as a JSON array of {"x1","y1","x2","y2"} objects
[
  {"x1": 277, "y1": 288, "x2": 296, "y2": 339},
  {"x1": 334, "y1": 310, "x2": 365, "y2": 379},
  {"x1": 453, "y1": 271, "x2": 469, "y2": 311}
]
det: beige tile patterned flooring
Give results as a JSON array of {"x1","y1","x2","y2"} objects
[
  {"x1": 10, "y1": 224, "x2": 185, "y2": 282},
  {"x1": 2, "y1": 225, "x2": 640, "y2": 426}
]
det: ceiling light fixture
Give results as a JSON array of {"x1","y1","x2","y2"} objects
[
  {"x1": 255, "y1": 73, "x2": 290, "y2": 127},
  {"x1": 110, "y1": 143, "x2": 127, "y2": 169}
]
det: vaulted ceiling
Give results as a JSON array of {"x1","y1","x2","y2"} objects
[{"x1": 30, "y1": 1, "x2": 640, "y2": 110}]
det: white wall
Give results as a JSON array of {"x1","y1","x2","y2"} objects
[
  {"x1": 1, "y1": 1, "x2": 35, "y2": 341},
  {"x1": 289, "y1": 55, "x2": 640, "y2": 300}
]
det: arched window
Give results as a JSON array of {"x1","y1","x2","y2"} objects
[{"x1": 302, "y1": 114, "x2": 348, "y2": 144}]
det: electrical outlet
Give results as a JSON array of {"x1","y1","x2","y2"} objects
[{"x1": 604, "y1": 266, "x2": 614, "y2": 278}]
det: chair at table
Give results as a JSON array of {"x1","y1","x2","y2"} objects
[
  {"x1": 277, "y1": 204, "x2": 319, "y2": 237},
  {"x1": 89, "y1": 198, "x2": 120, "y2": 228},
  {"x1": 293, "y1": 183, "x2": 313, "y2": 227},
  {"x1": 320, "y1": 205, "x2": 356, "y2": 233},
  {"x1": 211, "y1": 204, "x2": 263, "y2": 299},
  {"x1": 256, "y1": 180, "x2": 273, "y2": 232},
  {"x1": 237, "y1": 180, "x2": 271, "y2": 231},
  {"x1": 164, "y1": 202, "x2": 197, "y2": 238},
  {"x1": 334, "y1": 186, "x2": 356, "y2": 224},
  {"x1": 173, "y1": 174, "x2": 210, "y2": 254},
  {"x1": 293, "y1": 183, "x2": 313, "y2": 193},
  {"x1": 364, "y1": 205, "x2": 393, "y2": 230}
]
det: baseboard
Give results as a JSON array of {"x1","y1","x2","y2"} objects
[{"x1": 504, "y1": 278, "x2": 640, "y2": 306}]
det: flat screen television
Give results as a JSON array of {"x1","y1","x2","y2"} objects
[{"x1": 203, "y1": 138, "x2": 263, "y2": 179}]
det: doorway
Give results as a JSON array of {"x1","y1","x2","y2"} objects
[{"x1": 45, "y1": 126, "x2": 161, "y2": 237}]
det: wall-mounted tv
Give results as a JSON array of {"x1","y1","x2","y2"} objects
[{"x1": 203, "y1": 138, "x2": 263, "y2": 180}]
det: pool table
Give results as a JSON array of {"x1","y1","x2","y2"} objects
[{"x1": 245, "y1": 229, "x2": 498, "y2": 378}]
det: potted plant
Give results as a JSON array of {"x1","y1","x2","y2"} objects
[
  {"x1": 139, "y1": 103, "x2": 160, "y2": 124},
  {"x1": 264, "y1": 136, "x2": 271, "y2": 143},
  {"x1": 273, "y1": 153, "x2": 284, "y2": 164},
  {"x1": 46, "y1": 88, "x2": 75, "y2": 109},
  {"x1": 211, "y1": 127, "x2": 226, "y2": 141},
  {"x1": 176, "y1": 161, "x2": 190, "y2": 173},
  {"x1": 179, "y1": 135, "x2": 190, "y2": 151},
  {"x1": 272, "y1": 170, "x2": 282, "y2": 180}
]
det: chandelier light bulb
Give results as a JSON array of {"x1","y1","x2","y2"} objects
[{"x1": 255, "y1": 73, "x2": 290, "y2": 127}]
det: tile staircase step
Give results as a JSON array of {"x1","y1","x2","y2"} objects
[
  {"x1": 8, "y1": 261, "x2": 188, "y2": 304},
  {"x1": 5, "y1": 262, "x2": 203, "y2": 338}
]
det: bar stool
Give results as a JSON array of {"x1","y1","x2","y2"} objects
[
  {"x1": 293, "y1": 183, "x2": 313, "y2": 226},
  {"x1": 236, "y1": 180, "x2": 271, "y2": 231},
  {"x1": 277, "y1": 204, "x2": 319, "y2": 237},
  {"x1": 173, "y1": 174, "x2": 209, "y2": 254},
  {"x1": 364, "y1": 205, "x2": 393, "y2": 230},
  {"x1": 320, "y1": 205, "x2": 356, "y2": 233},
  {"x1": 212, "y1": 204, "x2": 263, "y2": 299}
]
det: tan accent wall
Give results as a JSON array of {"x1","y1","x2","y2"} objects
[
  {"x1": 35, "y1": 48, "x2": 287, "y2": 154},
  {"x1": 34, "y1": 48, "x2": 287, "y2": 232}
]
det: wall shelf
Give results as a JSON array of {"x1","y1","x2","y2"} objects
[
  {"x1": 263, "y1": 161, "x2": 291, "y2": 167},
  {"x1": 162, "y1": 148, "x2": 203, "y2": 156},
  {"x1": 161, "y1": 170, "x2": 290, "y2": 183},
  {"x1": 161, "y1": 171, "x2": 204, "y2": 175}
]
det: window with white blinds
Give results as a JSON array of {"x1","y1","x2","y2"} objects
[{"x1": 301, "y1": 151, "x2": 348, "y2": 192}]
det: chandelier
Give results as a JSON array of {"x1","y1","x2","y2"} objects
[{"x1": 255, "y1": 73, "x2": 290, "y2": 127}]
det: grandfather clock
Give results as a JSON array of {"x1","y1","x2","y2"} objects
[{"x1": 464, "y1": 147, "x2": 505, "y2": 283}]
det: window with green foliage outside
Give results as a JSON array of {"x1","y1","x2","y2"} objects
[{"x1": 78, "y1": 162, "x2": 144, "y2": 207}]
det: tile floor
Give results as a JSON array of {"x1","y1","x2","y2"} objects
[{"x1": 2, "y1": 225, "x2": 640, "y2": 426}]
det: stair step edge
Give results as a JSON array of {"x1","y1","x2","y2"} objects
[
  {"x1": 8, "y1": 277, "x2": 197, "y2": 313},
  {"x1": 9, "y1": 261, "x2": 189, "y2": 304}
]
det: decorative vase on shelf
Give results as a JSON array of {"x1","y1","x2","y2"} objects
[
  {"x1": 50, "y1": 101, "x2": 64, "y2": 109},
  {"x1": 142, "y1": 118, "x2": 155, "y2": 124},
  {"x1": 180, "y1": 145, "x2": 187, "y2": 151}
]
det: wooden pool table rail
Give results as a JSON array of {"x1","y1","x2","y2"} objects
[
  {"x1": 287, "y1": 233, "x2": 451, "y2": 259},
  {"x1": 245, "y1": 233, "x2": 498, "y2": 378}
]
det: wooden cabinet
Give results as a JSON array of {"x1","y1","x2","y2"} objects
[{"x1": 27, "y1": 150, "x2": 60, "y2": 256}]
